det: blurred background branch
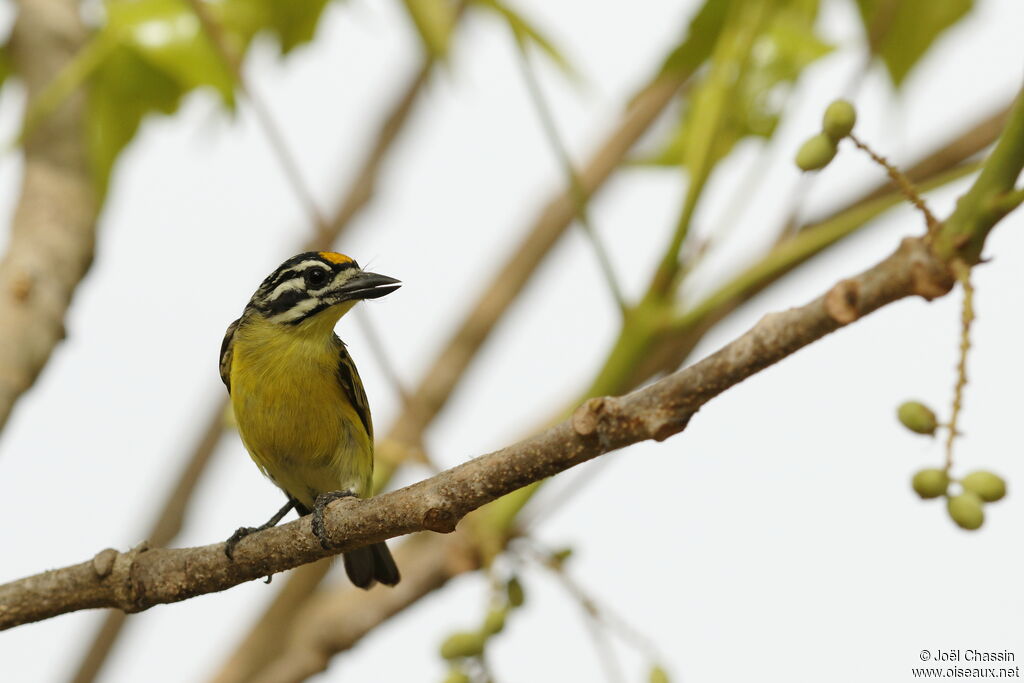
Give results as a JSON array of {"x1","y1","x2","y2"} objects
[{"x1": 0, "y1": 0, "x2": 98, "y2": 433}]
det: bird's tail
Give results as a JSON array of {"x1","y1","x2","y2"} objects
[{"x1": 343, "y1": 541, "x2": 401, "y2": 589}]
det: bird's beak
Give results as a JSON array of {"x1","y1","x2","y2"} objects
[{"x1": 330, "y1": 270, "x2": 402, "y2": 302}]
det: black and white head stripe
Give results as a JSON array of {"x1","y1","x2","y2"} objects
[{"x1": 249, "y1": 252, "x2": 360, "y2": 324}]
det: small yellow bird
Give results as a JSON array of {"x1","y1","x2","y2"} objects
[{"x1": 219, "y1": 251, "x2": 401, "y2": 589}]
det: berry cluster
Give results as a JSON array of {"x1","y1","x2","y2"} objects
[{"x1": 899, "y1": 400, "x2": 1007, "y2": 530}]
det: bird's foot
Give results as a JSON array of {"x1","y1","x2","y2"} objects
[
  {"x1": 224, "y1": 499, "x2": 296, "y2": 560},
  {"x1": 311, "y1": 490, "x2": 357, "y2": 548},
  {"x1": 224, "y1": 526, "x2": 260, "y2": 560}
]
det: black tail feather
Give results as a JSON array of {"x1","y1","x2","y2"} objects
[
  {"x1": 343, "y1": 541, "x2": 401, "y2": 589},
  {"x1": 370, "y1": 541, "x2": 401, "y2": 586}
]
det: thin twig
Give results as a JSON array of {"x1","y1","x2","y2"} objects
[
  {"x1": 945, "y1": 260, "x2": 974, "y2": 471},
  {"x1": 579, "y1": 602, "x2": 626, "y2": 683},
  {"x1": 849, "y1": 132, "x2": 940, "y2": 232},
  {"x1": 522, "y1": 541, "x2": 663, "y2": 662},
  {"x1": 511, "y1": 35, "x2": 626, "y2": 312}
]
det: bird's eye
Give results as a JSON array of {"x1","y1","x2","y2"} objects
[{"x1": 305, "y1": 267, "x2": 328, "y2": 288}]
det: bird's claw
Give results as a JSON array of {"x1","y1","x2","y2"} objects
[
  {"x1": 311, "y1": 490, "x2": 356, "y2": 548},
  {"x1": 224, "y1": 526, "x2": 260, "y2": 560}
]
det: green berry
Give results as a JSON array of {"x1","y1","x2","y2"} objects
[
  {"x1": 822, "y1": 99, "x2": 857, "y2": 140},
  {"x1": 897, "y1": 401, "x2": 938, "y2": 435},
  {"x1": 795, "y1": 133, "x2": 838, "y2": 171},
  {"x1": 507, "y1": 577, "x2": 525, "y2": 607},
  {"x1": 483, "y1": 607, "x2": 507, "y2": 635},
  {"x1": 912, "y1": 468, "x2": 949, "y2": 499},
  {"x1": 442, "y1": 669, "x2": 471, "y2": 683},
  {"x1": 961, "y1": 470, "x2": 1006, "y2": 503},
  {"x1": 947, "y1": 492, "x2": 985, "y2": 530},
  {"x1": 439, "y1": 631, "x2": 486, "y2": 659},
  {"x1": 650, "y1": 665, "x2": 671, "y2": 683}
]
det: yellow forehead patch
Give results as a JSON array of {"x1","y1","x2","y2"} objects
[{"x1": 319, "y1": 251, "x2": 354, "y2": 265}]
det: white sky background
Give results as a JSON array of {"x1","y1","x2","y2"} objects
[{"x1": 0, "y1": 0, "x2": 1023, "y2": 681}]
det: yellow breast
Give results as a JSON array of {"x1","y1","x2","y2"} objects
[{"x1": 229, "y1": 316, "x2": 373, "y2": 507}]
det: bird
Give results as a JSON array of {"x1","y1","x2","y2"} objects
[{"x1": 219, "y1": 251, "x2": 401, "y2": 589}]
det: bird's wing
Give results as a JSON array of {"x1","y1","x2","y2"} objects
[
  {"x1": 219, "y1": 317, "x2": 240, "y2": 393},
  {"x1": 335, "y1": 341, "x2": 373, "y2": 440}
]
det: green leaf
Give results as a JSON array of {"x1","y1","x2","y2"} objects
[
  {"x1": 49, "y1": 0, "x2": 336, "y2": 196},
  {"x1": 475, "y1": 0, "x2": 576, "y2": 78},
  {"x1": 105, "y1": 0, "x2": 235, "y2": 103},
  {"x1": 401, "y1": 0, "x2": 457, "y2": 58},
  {"x1": 86, "y1": 42, "x2": 184, "y2": 195},
  {"x1": 641, "y1": 0, "x2": 832, "y2": 167},
  {"x1": 853, "y1": 0, "x2": 972, "y2": 86},
  {"x1": 658, "y1": 0, "x2": 732, "y2": 76},
  {"x1": 731, "y1": 2, "x2": 832, "y2": 139},
  {"x1": 217, "y1": 0, "x2": 332, "y2": 53},
  {"x1": 263, "y1": 0, "x2": 333, "y2": 53},
  {"x1": 214, "y1": 0, "x2": 272, "y2": 48}
]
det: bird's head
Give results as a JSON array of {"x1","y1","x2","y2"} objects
[{"x1": 248, "y1": 251, "x2": 401, "y2": 328}]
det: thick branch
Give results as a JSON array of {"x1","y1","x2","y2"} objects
[
  {"x1": 0, "y1": 237, "x2": 954, "y2": 630},
  {"x1": 0, "y1": 0, "x2": 99, "y2": 432}
]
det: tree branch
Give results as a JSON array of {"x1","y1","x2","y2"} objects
[
  {"x1": 0, "y1": 0, "x2": 99, "y2": 433},
  {"x1": 0, "y1": 234, "x2": 956, "y2": 630}
]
